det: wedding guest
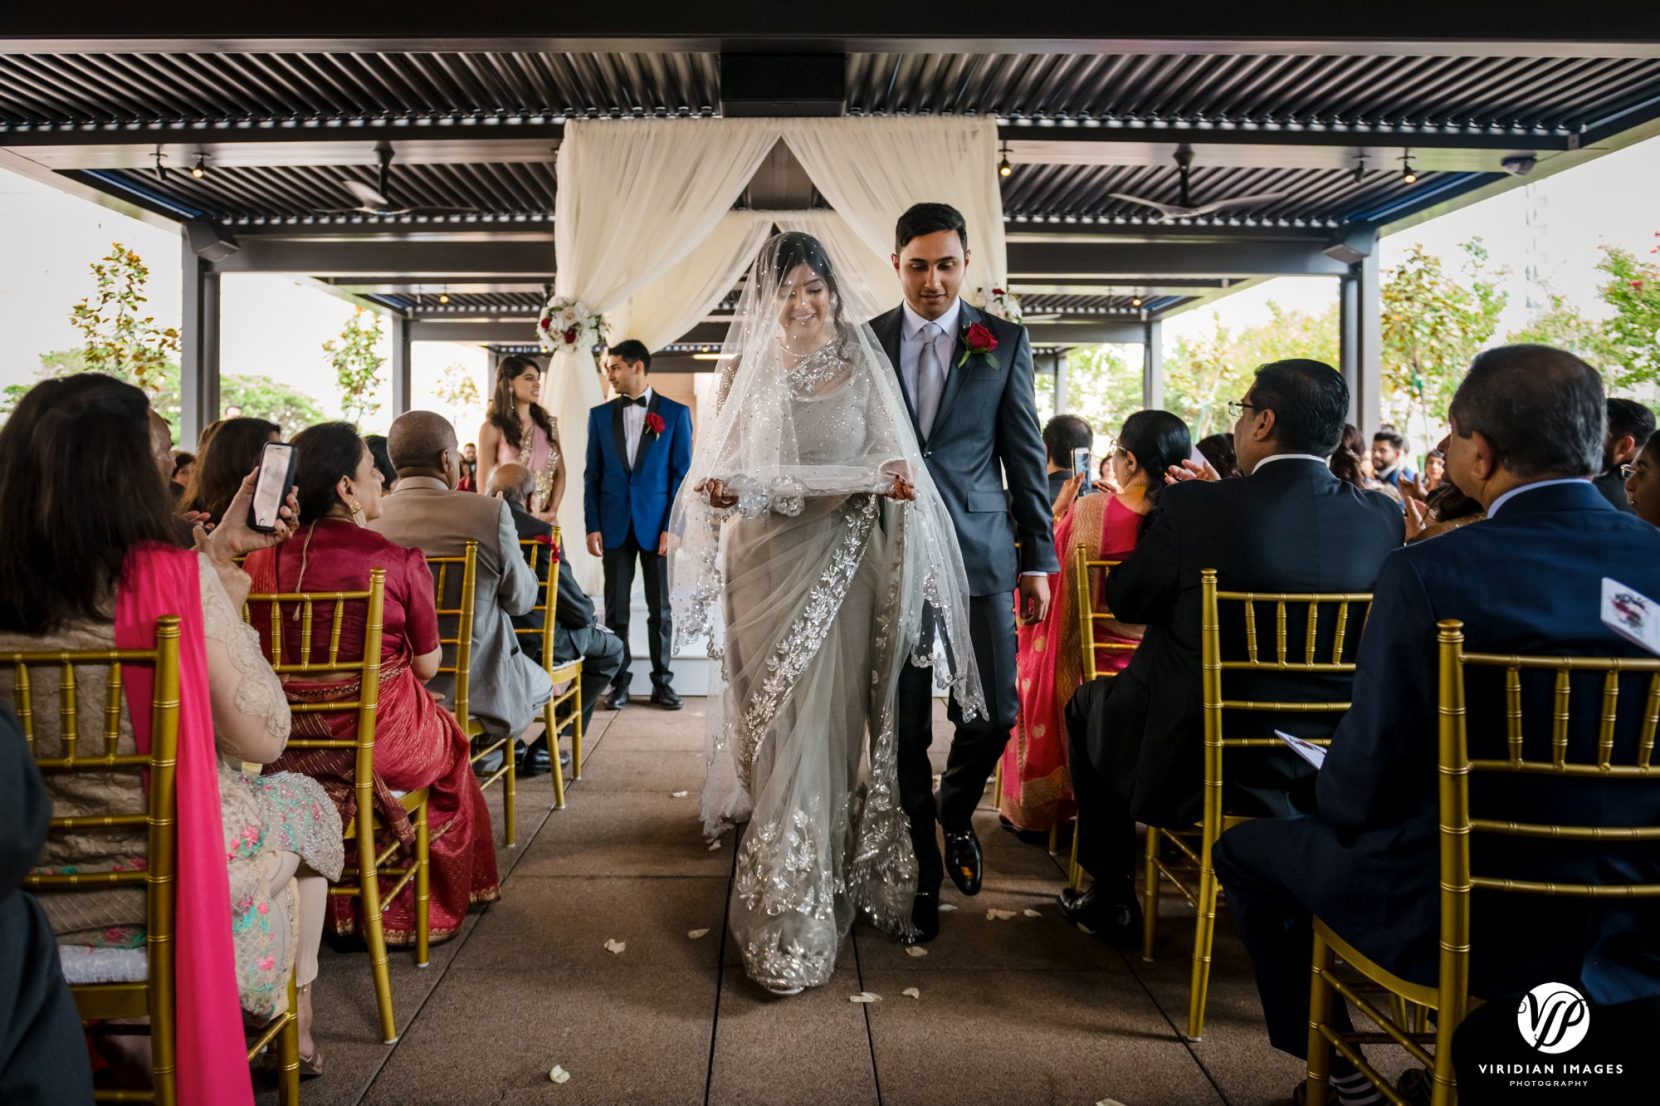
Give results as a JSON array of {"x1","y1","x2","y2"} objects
[
  {"x1": 371, "y1": 411, "x2": 551, "y2": 753},
  {"x1": 1213, "y1": 345, "x2": 1660, "y2": 1104},
  {"x1": 1422, "y1": 448, "x2": 1446, "y2": 491},
  {"x1": 365, "y1": 433, "x2": 398, "y2": 493},
  {"x1": 1624, "y1": 429, "x2": 1660, "y2": 526},
  {"x1": 1404, "y1": 473, "x2": 1485, "y2": 543},
  {"x1": 999, "y1": 410, "x2": 1190, "y2": 835},
  {"x1": 170, "y1": 450, "x2": 196, "y2": 500},
  {"x1": 248, "y1": 421, "x2": 500, "y2": 947},
  {"x1": 1, "y1": 700, "x2": 95, "y2": 1106},
  {"x1": 182, "y1": 416, "x2": 281, "y2": 525},
  {"x1": 478, "y1": 355, "x2": 564, "y2": 522},
  {"x1": 1369, "y1": 427, "x2": 1416, "y2": 490},
  {"x1": 1042, "y1": 414, "x2": 1093, "y2": 507},
  {"x1": 584, "y1": 340, "x2": 693, "y2": 710},
  {"x1": 458, "y1": 442, "x2": 479, "y2": 492},
  {"x1": 0, "y1": 374, "x2": 341, "y2": 1081},
  {"x1": 1595, "y1": 397, "x2": 1655, "y2": 513},
  {"x1": 1328, "y1": 423, "x2": 1371, "y2": 490},
  {"x1": 1196, "y1": 432, "x2": 1240, "y2": 479},
  {"x1": 487, "y1": 462, "x2": 621, "y2": 770},
  {"x1": 1060, "y1": 360, "x2": 1402, "y2": 943}
]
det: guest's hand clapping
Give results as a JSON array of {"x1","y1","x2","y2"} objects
[{"x1": 1165, "y1": 459, "x2": 1220, "y2": 485}]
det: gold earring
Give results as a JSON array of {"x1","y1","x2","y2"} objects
[{"x1": 350, "y1": 501, "x2": 365, "y2": 527}]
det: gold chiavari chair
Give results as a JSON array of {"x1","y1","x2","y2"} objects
[
  {"x1": 517, "y1": 532, "x2": 582, "y2": 805},
  {"x1": 427, "y1": 542, "x2": 518, "y2": 847},
  {"x1": 1147, "y1": 569, "x2": 1372, "y2": 1042},
  {"x1": 1065, "y1": 549, "x2": 1135, "y2": 892},
  {"x1": 10, "y1": 617, "x2": 303, "y2": 1104},
  {"x1": 245, "y1": 568, "x2": 428, "y2": 1045},
  {"x1": 1306, "y1": 621, "x2": 1660, "y2": 1106}
]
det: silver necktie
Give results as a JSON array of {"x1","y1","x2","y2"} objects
[{"x1": 916, "y1": 322, "x2": 945, "y2": 438}]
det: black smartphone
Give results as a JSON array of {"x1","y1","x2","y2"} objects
[
  {"x1": 247, "y1": 441, "x2": 297, "y2": 533},
  {"x1": 1071, "y1": 446, "x2": 1094, "y2": 495}
]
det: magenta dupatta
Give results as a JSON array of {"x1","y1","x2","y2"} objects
[{"x1": 115, "y1": 544, "x2": 255, "y2": 1106}]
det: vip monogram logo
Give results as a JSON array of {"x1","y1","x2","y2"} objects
[{"x1": 1516, "y1": 982, "x2": 1591, "y2": 1054}]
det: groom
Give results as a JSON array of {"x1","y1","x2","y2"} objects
[{"x1": 872, "y1": 202, "x2": 1058, "y2": 943}]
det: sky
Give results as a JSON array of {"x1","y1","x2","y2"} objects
[{"x1": 4, "y1": 132, "x2": 1659, "y2": 433}]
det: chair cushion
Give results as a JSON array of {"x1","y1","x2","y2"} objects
[{"x1": 59, "y1": 943, "x2": 148, "y2": 985}]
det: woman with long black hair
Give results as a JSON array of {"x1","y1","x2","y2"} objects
[{"x1": 477, "y1": 356, "x2": 564, "y2": 522}]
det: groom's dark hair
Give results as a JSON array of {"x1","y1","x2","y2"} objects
[
  {"x1": 895, "y1": 203, "x2": 968, "y2": 253},
  {"x1": 609, "y1": 339, "x2": 651, "y2": 371}
]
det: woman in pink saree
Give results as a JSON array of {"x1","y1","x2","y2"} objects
[
  {"x1": 477, "y1": 355, "x2": 565, "y2": 523},
  {"x1": 998, "y1": 411, "x2": 1192, "y2": 833}
]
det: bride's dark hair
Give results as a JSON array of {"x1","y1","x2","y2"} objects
[{"x1": 768, "y1": 231, "x2": 851, "y2": 358}]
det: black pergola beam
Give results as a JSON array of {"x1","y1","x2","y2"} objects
[
  {"x1": 997, "y1": 124, "x2": 1577, "y2": 153},
  {"x1": 5, "y1": 3, "x2": 1659, "y2": 54},
  {"x1": 216, "y1": 236, "x2": 554, "y2": 278},
  {"x1": 1008, "y1": 239, "x2": 1349, "y2": 278}
]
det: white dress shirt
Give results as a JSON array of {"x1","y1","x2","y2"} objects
[
  {"x1": 622, "y1": 387, "x2": 654, "y2": 466},
  {"x1": 899, "y1": 298, "x2": 961, "y2": 412},
  {"x1": 1251, "y1": 453, "x2": 1332, "y2": 472}
]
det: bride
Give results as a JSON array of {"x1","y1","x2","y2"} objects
[{"x1": 670, "y1": 232, "x2": 985, "y2": 995}]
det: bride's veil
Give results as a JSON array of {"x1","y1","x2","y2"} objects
[{"x1": 668, "y1": 232, "x2": 987, "y2": 856}]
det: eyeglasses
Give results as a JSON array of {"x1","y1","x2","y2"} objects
[
  {"x1": 1621, "y1": 463, "x2": 1639, "y2": 479},
  {"x1": 1226, "y1": 400, "x2": 1260, "y2": 419}
]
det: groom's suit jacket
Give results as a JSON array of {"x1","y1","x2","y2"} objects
[
  {"x1": 870, "y1": 301, "x2": 1057, "y2": 596},
  {"x1": 583, "y1": 391, "x2": 693, "y2": 552}
]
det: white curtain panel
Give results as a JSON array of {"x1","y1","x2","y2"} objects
[
  {"x1": 548, "y1": 119, "x2": 781, "y2": 587},
  {"x1": 782, "y1": 118, "x2": 1008, "y2": 294},
  {"x1": 770, "y1": 209, "x2": 898, "y2": 323},
  {"x1": 622, "y1": 211, "x2": 776, "y2": 351}
]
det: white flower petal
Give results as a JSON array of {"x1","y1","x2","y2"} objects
[
  {"x1": 905, "y1": 945, "x2": 929, "y2": 958},
  {"x1": 986, "y1": 908, "x2": 1018, "y2": 921},
  {"x1": 687, "y1": 928, "x2": 710, "y2": 940},
  {"x1": 671, "y1": 790, "x2": 690, "y2": 798},
  {"x1": 849, "y1": 991, "x2": 881, "y2": 1004},
  {"x1": 1023, "y1": 908, "x2": 1042, "y2": 918},
  {"x1": 902, "y1": 987, "x2": 922, "y2": 999},
  {"x1": 937, "y1": 902, "x2": 957, "y2": 913},
  {"x1": 549, "y1": 1065, "x2": 571, "y2": 1084},
  {"x1": 603, "y1": 939, "x2": 627, "y2": 955}
]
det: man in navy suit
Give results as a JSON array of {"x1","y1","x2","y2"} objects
[
  {"x1": 584, "y1": 339, "x2": 693, "y2": 710},
  {"x1": 1214, "y1": 346, "x2": 1660, "y2": 1102}
]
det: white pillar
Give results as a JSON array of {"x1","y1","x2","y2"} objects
[
  {"x1": 1142, "y1": 321, "x2": 1164, "y2": 409},
  {"x1": 179, "y1": 229, "x2": 221, "y2": 447}
]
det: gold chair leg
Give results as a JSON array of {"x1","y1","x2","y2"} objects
[
  {"x1": 1186, "y1": 840, "x2": 1221, "y2": 1041},
  {"x1": 358, "y1": 833, "x2": 399, "y2": 1043},
  {"x1": 1305, "y1": 928, "x2": 1334, "y2": 1106},
  {"x1": 1067, "y1": 812, "x2": 1084, "y2": 893},
  {"x1": 992, "y1": 758, "x2": 1003, "y2": 808},
  {"x1": 1047, "y1": 822, "x2": 1059, "y2": 855},
  {"x1": 503, "y1": 737, "x2": 518, "y2": 848},
  {"x1": 1141, "y1": 826, "x2": 1160, "y2": 962},
  {"x1": 415, "y1": 802, "x2": 431, "y2": 969},
  {"x1": 278, "y1": 971, "x2": 301, "y2": 1106},
  {"x1": 547, "y1": 702, "x2": 567, "y2": 811},
  {"x1": 570, "y1": 681, "x2": 583, "y2": 781}
]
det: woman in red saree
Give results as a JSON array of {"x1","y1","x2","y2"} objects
[
  {"x1": 998, "y1": 410, "x2": 1192, "y2": 833},
  {"x1": 244, "y1": 422, "x2": 499, "y2": 945}
]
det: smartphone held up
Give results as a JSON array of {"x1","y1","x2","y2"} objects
[{"x1": 248, "y1": 441, "x2": 297, "y2": 533}]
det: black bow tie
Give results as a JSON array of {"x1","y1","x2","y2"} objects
[{"x1": 623, "y1": 395, "x2": 648, "y2": 407}]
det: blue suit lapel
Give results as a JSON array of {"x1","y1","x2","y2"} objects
[{"x1": 633, "y1": 392, "x2": 664, "y2": 474}]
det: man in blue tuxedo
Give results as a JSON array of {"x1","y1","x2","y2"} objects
[
  {"x1": 1214, "y1": 346, "x2": 1660, "y2": 1103},
  {"x1": 584, "y1": 339, "x2": 693, "y2": 709}
]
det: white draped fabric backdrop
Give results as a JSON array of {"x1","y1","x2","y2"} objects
[{"x1": 547, "y1": 117, "x2": 1006, "y2": 592}]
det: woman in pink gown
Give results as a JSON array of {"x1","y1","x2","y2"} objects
[
  {"x1": 477, "y1": 355, "x2": 564, "y2": 523},
  {"x1": 998, "y1": 410, "x2": 1192, "y2": 833}
]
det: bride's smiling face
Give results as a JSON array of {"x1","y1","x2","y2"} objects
[{"x1": 775, "y1": 263, "x2": 833, "y2": 342}]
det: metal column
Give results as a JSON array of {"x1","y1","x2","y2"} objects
[
  {"x1": 1052, "y1": 349, "x2": 1069, "y2": 415},
  {"x1": 1142, "y1": 320, "x2": 1164, "y2": 409},
  {"x1": 1339, "y1": 246, "x2": 1383, "y2": 434},
  {"x1": 178, "y1": 231, "x2": 221, "y2": 447},
  {"x1": 391, "y1": 313, "x2": 413, "y2": 415}
]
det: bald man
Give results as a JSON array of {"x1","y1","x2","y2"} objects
[{"x1": 371, "y1": 411, "x2": 551, "y2": 752}]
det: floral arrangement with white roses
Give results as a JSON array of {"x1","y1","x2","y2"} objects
[
  {"x1": 971, "y1": 285, "x2": 1025, "y2": 327},
  {"x1": 536, "y1": 296, "x2": 609, "y2": 354}
]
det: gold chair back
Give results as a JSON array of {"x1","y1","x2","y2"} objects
[
  {"x1": 11, "y1": 619, "x2": 184, "y2": 1103},
  {"x1": 425, "y1": 541, "x2": 479, "y2": 732},
  {"x1": 1073, "y1": 547, "x2": 1133, "y2": 680},
  {"x1": 517, "y1": 529, "x2": 580, "y2": 799}
]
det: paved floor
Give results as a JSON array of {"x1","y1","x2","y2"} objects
[{"x1": 256, "y1": 699, "x2": 1336, "y2": 1106}]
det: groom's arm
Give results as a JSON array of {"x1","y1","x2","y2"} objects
[{"x1": 996, "y1": 325, "x2": 1059, "y2": 575}]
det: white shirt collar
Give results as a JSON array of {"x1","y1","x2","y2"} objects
[
  {"x1": 1487, "y1": 477, "x2": 1592, "y2": 518},
  {"x1": 901, "y1": 298, "x2": 962, "y2": 342},
  {"x1": 1251, "y1": 453, "x2": 1330, "y2": 472}
]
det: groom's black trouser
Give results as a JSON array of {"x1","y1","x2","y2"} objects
[
  {"x1": 895, "y1": 593, "x2": 1018, "y2": 895},
  {"x1": 602, "y1": 529, "x2": 674, "y2": 693}
]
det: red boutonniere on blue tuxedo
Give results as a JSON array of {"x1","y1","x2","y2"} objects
[
  {"x1": 644, "y1": 411, "x2": 666, "y2": 436},
  {"x1": 958, "y1": 320, "x2": 999, "y2": 370}
]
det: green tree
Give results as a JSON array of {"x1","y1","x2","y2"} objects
[
  {"x1": 1594, "y1": 242, "x2": 1660, "y2": 389},
  {"x1": 1380, "y1": 240, "x2": 1506, "y2": 441},
  {"x1": 220, "y1": 373, "x2": 326, "y2": 438},
  {"x1": 68, "y1": 244, "x2": 181, "y2": 398},
  {"x1": 432, "y1": 360, "x2": 483, "y2": 422},
  {"x1": 322, "y1": 308, "x2": 387, "y2": 427},
  {"x1": 1507, "y1": 293, "x2": 1622, "y2": 374},
  {"x1": 1057, "y1": 344, "x2": 1144, "y2": 440},
  {"x1": 1163, "y1": 301, "x2": 1340, "y2": 439}
]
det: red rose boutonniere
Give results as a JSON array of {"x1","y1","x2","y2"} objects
[
  {"x1": 958, "y1": 320, "x2": 1000, "y2": 370},
  {"x1": 644, "y1": 411, "x2": 666, "y2": 436}
]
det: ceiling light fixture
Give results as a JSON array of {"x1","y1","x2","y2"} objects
[
  {"x1": 997, "y1": 143, "x2": 1013, "y2": 178},
  {"x1": 1351, "y1": 151, "x2": 1368, "y2": 184},
  {"x1": 1399, "y1": 151, "x2": 1419, "y2": 185},
  {"x1": 151, "y1": 148, "x2": 167, "y2": 183},
  {"x1": 190, "y1": 153, "x2": 208, "y2": 179},
  {"x1": 1131, "y1": 296, "x2": 1143, "y2": 308},
  {"x1": 438, "y1": 286, "x2": 450, "y2": 305}
]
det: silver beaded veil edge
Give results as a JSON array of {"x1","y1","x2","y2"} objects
[{"x1": 667, "y1": 233, "x2": 985, "y2": 987}]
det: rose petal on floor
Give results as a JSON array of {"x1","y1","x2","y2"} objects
[
  {"x1": 687, "y1": 928, "x2": 710, "y2": 940},
  {"x1": 849, "y1": 992, "x2": 881, "y2": 1004},
  {"x1": 707, "y1": 839, "x2": 722, "y2": 851},
  {"x1": 1096, "y1": 1099, "x2": 1126, "y2": 1106},
  {"x1": 937, "y1": 903, "x2": 957, "y2": 913},
  {"x1": 904, "y1": 945, "x2": 928, "y2": 958},
  {"x1": 549, "y1": 1065, "x2": 571, "y2": 1084},
  {"x1": 1023, "y1": 908, "x2": 1042, "y2": 918},
  {"x1": 986, "y1": 908, "x2": 1018, "y2": 921},
  {"x1": 603, "y1": 939, "x2": 627, "y2": 955},
  {"x1": 671, "y1": 790, "x2": 689, "y2": 798},
  {"x1": 902, "y1": 987, "x2": 921, "y2": 999}
]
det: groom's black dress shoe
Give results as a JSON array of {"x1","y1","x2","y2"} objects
[
  {"x1": 905, "y1": 890, "x2": 940, "y2": 945},
  {"x1": 1058, "y1": 886, "x2": 1142, "y2": 949},
  {"x1": 943, "y1": 828, "x2": 983, "y2": 896}
]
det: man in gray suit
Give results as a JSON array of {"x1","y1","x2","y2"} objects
[
  {"x1": 371, "y1": 411, "x2": 552, "y2": 751},
  {"x1": 870, "y1": 202, "x2": 1058, "y2": 943}
]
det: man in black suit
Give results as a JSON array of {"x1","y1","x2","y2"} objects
[
  {"x1": 1061, "y1": 360, "x2": 1403, "y2": 943},
  {"x1": 870, "y1": 202, "x2": 1058, "y2": 942},
  {"x1": 1213, "y1": 347, "x2": 1660, "y2": 1103},
  {"x1": 487, "y1": 463, "x2": 623, "y2": 776},
  {"x1": 1593, "y1": 397, "x2": 1655, "y2": 513}
]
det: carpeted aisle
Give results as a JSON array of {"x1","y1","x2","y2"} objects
[{"x1": 256, "y1": 700, "x2": 1326, "y2": 1106}]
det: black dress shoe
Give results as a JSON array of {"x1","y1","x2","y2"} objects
[
  {"x1": 943, "y1": 827, "x2": 983, "y2": 896},
  {"x1": 649, "y1": 686, "x2": 683, "y2": 710},
  {"x1": 1057, "y1": 885, "x2": 1142, "y2": 949},
  {"x1": 905, "y1": 890, "x2": 940, "y2": 945},
  {"x1": 603, "y1": 687, "x2": 631, "y2": 709},
  {"x1": 997, "y1": 814, "x2": 1051, "y2": 847}
]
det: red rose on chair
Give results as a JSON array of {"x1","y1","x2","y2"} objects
[
  {"x1": 958, "y1": 321, "x2": 1001, "y2": 369},
  {"x1": 645, "y1": 411, "x2": 666, "y2": 435}
]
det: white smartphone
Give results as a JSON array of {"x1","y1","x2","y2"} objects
[
  {"x1": 1071, "y1": 446, "x2": 1093, "y2": 494},
  {"x1": 247, "y1": 441, "x2": 297, "y2": 533}
]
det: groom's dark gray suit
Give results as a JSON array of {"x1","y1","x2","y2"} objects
[{"x1": 871, "y1": 299, "x2": 1058, "y2": 895}]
